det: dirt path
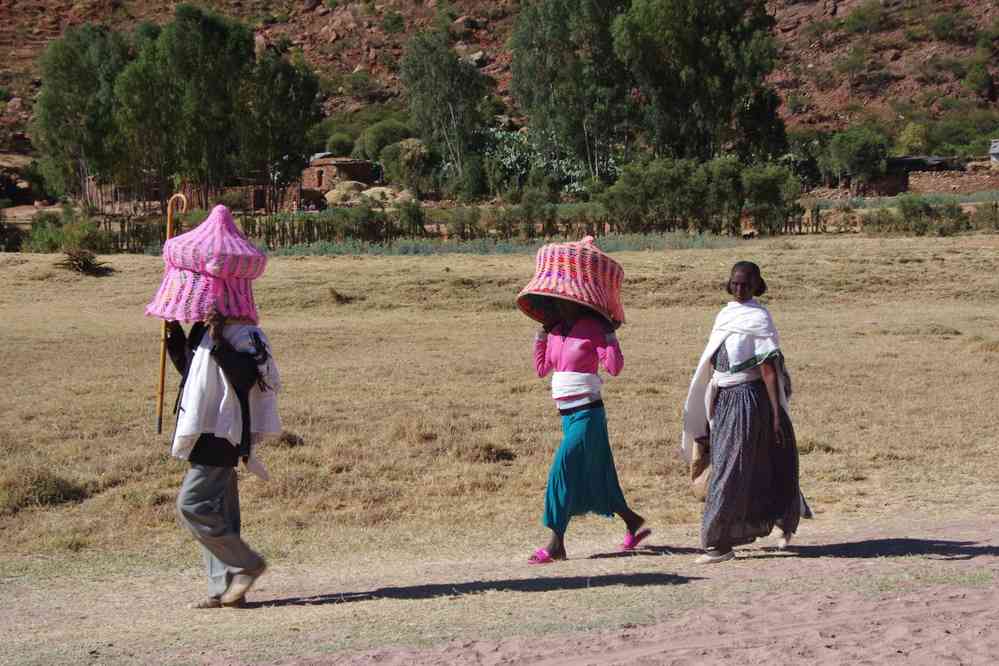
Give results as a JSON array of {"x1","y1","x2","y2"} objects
[{"x1": 3, "y1": 514, "x2": 998, "y2": 665}]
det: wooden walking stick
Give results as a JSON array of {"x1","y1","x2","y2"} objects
[{"x1": 156, "y1": 193, "x2": 188, "y2": 434}]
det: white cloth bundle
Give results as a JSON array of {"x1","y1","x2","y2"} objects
[
  {"x1": 172, "y1": 324, "x2": 282, "y2": 480},
  {"x1": 680, "y1": 299, "x2": 789, "y2": 462},
  {"x1": 551, "y1": 371, "x2": 603, "y2": 409}
]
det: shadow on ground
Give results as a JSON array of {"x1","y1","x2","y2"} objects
[
  {"x1": 589, "y1": 545, "x2": 703, "y2": 559},
  {"x1": 752, "y1": 538, "x2": 999, "y2": 561},
  {"x1": 247, "y1": 572, "x2": 701, "y2": 609}
]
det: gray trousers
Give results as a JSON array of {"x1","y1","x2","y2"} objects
[{"x1": 176, "y1": 465, "x2": 264, "y2": 597}]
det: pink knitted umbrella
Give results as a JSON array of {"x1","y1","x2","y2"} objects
[
  {"x1": 145, "y1": 205, "x2": 267, "y2": 324},
  {"x1": 517, "y1": 236, "x2": 625, "y2": 327}
]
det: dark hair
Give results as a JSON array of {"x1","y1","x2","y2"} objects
[{"x1": 726, "y1": 261, "x2": 767, "y2": 296}]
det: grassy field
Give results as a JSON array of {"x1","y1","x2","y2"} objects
[{"x1": 2, "y1": 233, "x2": 999, "y2": 575}]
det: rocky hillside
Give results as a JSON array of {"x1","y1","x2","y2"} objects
[{"x1": 0, "y1": 0, "x2": 996, "y2": 152}]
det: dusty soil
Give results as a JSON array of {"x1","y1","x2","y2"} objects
[{"x1": 2, "y1": 512, "x2": 998, "y2": 665}]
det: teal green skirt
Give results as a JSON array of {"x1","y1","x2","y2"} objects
[{"x1": 543, "y1": 405, "x2": 629, "y2": 534}]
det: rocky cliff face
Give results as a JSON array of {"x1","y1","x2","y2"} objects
[{"x1": 0, "y1": 0, "x2": 996, "y2": 151}]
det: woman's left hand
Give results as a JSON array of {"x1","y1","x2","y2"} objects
[{"x1": 773, "y1": 416, "x2": 784, "y2": 447}]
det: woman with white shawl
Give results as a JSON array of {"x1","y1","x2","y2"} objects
[{"x1": 682, "y1": 262, "x2": 810, "y2": 564}]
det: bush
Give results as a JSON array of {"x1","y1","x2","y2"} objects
[
  {"x1": 345, "y1": 70, "x2": 387, "y2": 102},
  {"x1": 446, "y1": 206, "x2": 483, "y2": 240},
  {"x1": 56, "y1": 248, "x2": 114, "y2": 275},
  {"x1": 355, "y1": 119, "x2": 412, "y2": 161},
  {"x1": 326, "y1": 132, "x2": 355, "y2": 156},
  {"x1": 397, "y1": 199, "x2": 425, "y2": 236},
  {"x1": 382, "y1": 10, "x2": 405, "y2": 34},
  {"x1": 842, "y1": 1, "x2": 890, "y2": 34},
  {"x1": 963, "y1": 63, "x2": 996, "y2": 101},
  {"x1": 218, "y1": 190, "x2": 246, "y2": 212},
  {"x1": 0, "y1": 214, "x2": 24, "y2": 252},
  {"x1": 827, "y1": 126, "x2": 889, "y2": 190},
  {"x1": 0, "y1": 87, "x2": 11, "y2": 102},
  {"x1": 379, "y1": 138, "x2": 433, "y2": 194},
  {"x1": 26, "y1": 211, "x2": 65, "y2": 252},
  {"x1": 929, "y1": 12, "x2": 976, "y2": 45}
]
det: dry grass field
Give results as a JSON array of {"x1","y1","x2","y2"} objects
[{"x1": 2, "y1": 234, "x2": 999, "y2": 663}]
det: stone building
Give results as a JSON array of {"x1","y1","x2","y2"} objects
[{"x1": 299, "y1": 153, "x2": 380, "y2": 191}]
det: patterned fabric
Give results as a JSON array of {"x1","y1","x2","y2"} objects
[
  {"x1": 700, "y1": 344, "x2": 804, "y2": 549},
  {"x1": 543, "y1": 404, "x2": 629, "y2": 535},
  {"x1": 145, "y1": 205, "x2": 267, "y2": 323},
  {"x1": 517, "y1": 236, "x2": 625, "y2": 326}
]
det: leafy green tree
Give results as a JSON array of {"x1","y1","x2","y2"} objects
[
  {"x1": 115, "y1": 28, "x2": 180, "y2": 213},
  {"x1": 742, "y1": 163, "x2": 801, "y2": 234},
  {"x1": 612, "y1": 0, "x2": 783, "y2": 160},
  {"x1": 510, "y1": 0, "x2": 634, "y2": 180},
  {"x1": 704, "y1": 155, "x2": 745, "y2": 234},
  {"x1": 827, "y1": 126, "x2": 889, "y2": 192},
  {"x1": 400, "y1": 20, "x2": 487, "y2": 186},
  {"x1": 31, "y1": 25, "x2": 130, "y2": 202},
  {"x1": 158, "y1": 4, "x2": 255, "y2": 200},
  {"x1": 236, "y1": 50, "x2": 321, "y2": 211}
]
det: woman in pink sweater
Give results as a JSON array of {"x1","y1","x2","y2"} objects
[{"x1": 529, "y1": 298, "x2": 649, "y2": 564}]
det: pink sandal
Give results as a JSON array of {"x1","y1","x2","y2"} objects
[
  {"x1": 528, "y1": 548, "x2": 555, "y2": 565},
  {"x1": 620, "y1": 528, "x2": 652, "y2": 552}
]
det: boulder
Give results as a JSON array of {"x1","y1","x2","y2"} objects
[
  {"x1": 361, "y1": 186, "x2": 396, "y2": 203},
  {"x1": 467, "y1": 51, "x2": 489, "y2": 68},
  {"x1": 325, "y1": 180, "x2": 367, "y2": 206}
]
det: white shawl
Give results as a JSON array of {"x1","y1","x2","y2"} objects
[
  {"x1": 173, "y1": 324, "x2": 282, "y2": 480},
  {"x1": 680, "y1": 300, "x2": 789, "y2": 462}
]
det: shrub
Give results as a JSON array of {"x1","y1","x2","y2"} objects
[
  {"x1": 326, "y1": 132, "x2": 355, "y2": 156},
  {"x1": 827, "y1": 126, "x2": 889, "y2": 190},
  {"x1": 325, "y1": 0, "x2": 338, "y2": 8},
  {"x1": 26, "y1": 211, "x2": 65, "y2": 252},
  {"x1": 218, "y1": 189, "x2": 246, "y2": 212},
  {"x1": 345, "y1": 70, "x2": 387, "y2": 102},
  {"x1": 963, "y1": 63, "x2": 996, "y2": 101},
  {"x1": 382, "y1": 10, "x2": 405, "y2": 34},
  {"x1": 446, "y1": 206, "x2": 483, "y2": 240},
  {"x1": 785, "y1": 93, "x2": 810, "y2": 116},
  {"x1": 842, "y1": 1, "x2": 890, "y2": 34},
  {"x1": 55, "y1": 248, "x2": 114, "y2": 276},
  {"x1": 356, "y1": 119, "x2": 412, "y2": 161},
  {"x1": 380, "y1": 138, "x2": 433, "y2": 194},
  {"x1": 397, "y1": 199, "x2": 425, "y2": 236},
  {"x1": 0, "y1": 213, "x2": 24, "y2": 252},
  {"x1": 862, "y1": 208, "x2": 902, "y2": 233},
  {"x1": 895, "y1": 122, "x2": 928, "y2": 155},
  {"x1": 929, "y1": 11, "x2": 976, "y2": 45}
]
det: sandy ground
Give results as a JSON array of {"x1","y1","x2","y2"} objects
[{"x1": 3, "y1": 512, "x2": 998, "y2": 665}]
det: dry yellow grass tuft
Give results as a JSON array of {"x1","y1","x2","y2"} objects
[{"x1": 2, "y1": 235, "x2": 999, "y2": 569}]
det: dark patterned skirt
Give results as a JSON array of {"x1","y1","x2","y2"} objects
[{"x1": 701, "y1": 379, "x2": 805, "y2": 549}]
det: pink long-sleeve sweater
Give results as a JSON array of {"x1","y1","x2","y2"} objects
[{"x1": 534, "y1": 317, "x2": 623, "y2": 408}]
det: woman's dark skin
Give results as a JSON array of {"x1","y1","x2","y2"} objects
[{"x1": 538, "y1": 299, "x2": 645, "y2": 560}]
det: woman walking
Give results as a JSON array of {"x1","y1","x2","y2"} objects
[
  {"x1": 147, "y1": 205, "x2": 282, "y2": 607},
  {"x1": 518, "y1": 237, "x2": 648, "y2": 564},
  {"x1": 682, "y1": 261, "x2": 810, "y2": 564}
]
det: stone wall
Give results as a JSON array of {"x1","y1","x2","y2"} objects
[{"x1": 908, "y1": 170, "x2": 999, "y2": 195}]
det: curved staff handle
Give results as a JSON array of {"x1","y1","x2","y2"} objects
[{"x1": 156, "y1": 193, "x2": 189, "y2": 434}]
